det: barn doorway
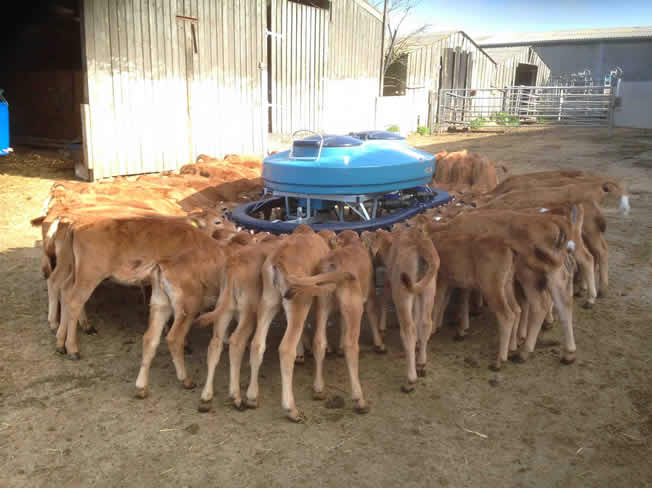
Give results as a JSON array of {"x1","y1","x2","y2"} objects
[
  {"x1": 435, "y1": 48, "x2": 473, "y2": 124},
  {"x1": 514, "y1": 63, "x2": 538, "y2": 86},
  {"x1": 0, "y1": 1, "x2": 83, "y2": 151}
]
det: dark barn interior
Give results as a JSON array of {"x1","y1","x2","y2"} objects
[{"x1": 0, "y1": 1, "x2": 82, "y2": 147}]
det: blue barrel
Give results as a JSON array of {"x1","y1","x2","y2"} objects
[{"x1": 0, "y1": 90, "x2": 9, "y2": 156}]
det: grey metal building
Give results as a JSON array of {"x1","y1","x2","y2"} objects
[
  {"x1": 477, "y1": 27, "x2": 652, "y2": 128},
  {"x1": 482, "y1": 46, "x2": 550, "y2": 88},
  {"x1": 382, "y1": 31, "x2": 497, "y2": 129},
  {"x1": 476, "y1": 27, "x2": 652, "y2": 82}
]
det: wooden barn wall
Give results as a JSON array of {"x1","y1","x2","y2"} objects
[
  {"x1": 403, "y1": 32, "x2": 496, "y2": 129},
  {"x1": 493, "y1": 47, "x2": 551, "y2": 88},
  {"x1": 269, "y1": 0, "x2": 382, "y2": 134},
  {"x1": 82, "y1": 0, "x2": 266, "y2": 180}
]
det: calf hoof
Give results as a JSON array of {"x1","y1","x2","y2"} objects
[
  {"x1": 542, "y1": 321, "x2": 554, "y2": 331},
  {"x1": 597, "y1": 290, "x2": 607, "y2": 298},
  {"x1": 489, "y1": 362, "x2": 502, "y2": 372},
  {"x1": 67, "y1": 352, "x2": 81, "y2": 361},
  {"x1": 232, "y1": 399, "x2": 247, "y2": 412},
  {"x1": 374, "y1": 344, "x2": 387, "y2": 354},
  {"x1": 182, "y1": 378, "x2": 196, "y2": 390},
  {"x1": 286, "y1": 409, "x2": 306, "y2": 423},
  {"x1": 582, "y1": 300, "x2": 595, "y2": 310},
  {"x1": 85, "y1": 326, "x2": 98, "y2": 335},
  {"x1": 354, "y1": 402, "x2": 370, "y2": 415},
  {"x1": 416, "y1": 365, "x2": 427, "y2": 377},
  {"x1": 197, "y1": 400, "x2": 212, "y2": 413},
  {"x1": 560, "y1": 353, "x2": 576, "y2": 365},
  {"x1": 134, "y1": 387, "x2": 149, "y2": 399},
  {"x1": 55, "y1": 346, "x2": 67, "y2": 355},
  {"x1": 336, "y1": 348, "x2": 345, "y2": 358},
  {"x1": 245, "y1": 398, "x2": 259, "y2": 409},
  {"x1": 508, "y1": 352, "x2": 525, "y2": 363},
  {"x1": 184, "y1": 345, "x2": 193, "y2": 355},
  {"x1": 295, "y1": 355, "x2": 305, "y2": 365},
  {"x1": 312, "y1": 390, "x2": 327, "y2": 401},
  {"x1": 453, "y1": 332, "x2": 467, "y2": 342},
  {"x1": 401, "y1": 382, "x2": 416, "y2": 394}
]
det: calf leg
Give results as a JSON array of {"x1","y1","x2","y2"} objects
[
  {"x1": 575, "y1": 245, "x2": 597, "y2": 308},
  {"x1": 543, "y1": 301, "x2": 555, "y2": 329},
  {"x1": 278, "y1": 298, "x2": 313, "y2": 422},
  {"x1": 339, "y1": 293, "x2": 368, "y2": 413},
  {"x1": 549, "y1": 268, "x2": 576, "y2": 364},
  {"x1": 245, "y1": 288, "x2": 281, "y2": 408},
  {"x1": 198, "y1": 301, "x2": 235, "y2": 411},
  {"x1": 455, "y1": 288, "x2": 471, "y2": 340},
  {"x1": 416, "y1": 282, "x2": 437, "y2": 377},
  {"x1": 228, "y1": 303, "x2": 256, "y2": 410},
  {"x1": 396, "y1": 292, "x2": 418, "y2": 392},
  {"x1": 364, "y1": 284, "x2": 386, "y2": 353},
  {"x1": 58, "y1": 271, "x2": 103, "y2": 359},
  {"x1": 135, "y1": 276, "x2": 173, "y2": 398},
  {"x1": 312, "y1": 294, "x2": 332, "y2": 400}
]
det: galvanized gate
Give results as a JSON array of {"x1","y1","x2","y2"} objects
[{"x1": 437, "y1": 82, "x2": 620, "y2": 132}]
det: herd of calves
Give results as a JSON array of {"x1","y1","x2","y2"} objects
[{"x1": 31, "y1": 155, "x2": 630, "y2": 422}]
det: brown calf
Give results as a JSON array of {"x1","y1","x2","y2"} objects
[
  {"x1": 243, "y1": 225, "x2": 335, "y2": 422},
  {"x1": 282, "y1": 230, "x2": 384, "y2": 413},
  {"x1": 363, "y1": 227, "x2": 439, "y2": 392}
]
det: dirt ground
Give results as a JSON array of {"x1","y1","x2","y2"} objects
[{"x1": 1, "y1": 128, "x2": 650, "y2": 488}]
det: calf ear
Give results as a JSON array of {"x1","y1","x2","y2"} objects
[
  {"x1": 31, "y1": 216, "x2": 46, "y2": 227},
  {"x1": 188, "y1": 216, "x2": 206, "y2": 229},
  {"x1": 570, "y1": 204, "x2": 578, "y2": 225}
]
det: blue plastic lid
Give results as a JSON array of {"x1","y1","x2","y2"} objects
[
  {"x1": 294, "y1": 135, "x2": 363, "y2": 148},
  {"x1": 348, "y1": 130, "x2": 405, "y2": 141}
]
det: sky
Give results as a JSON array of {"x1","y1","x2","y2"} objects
[{"x1": 381, "y1": 0, "x2": 652, "y2": 36}]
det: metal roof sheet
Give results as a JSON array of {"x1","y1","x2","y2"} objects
[{"x1": 476, "y1": 26, "x2": 652, "y2": 46}]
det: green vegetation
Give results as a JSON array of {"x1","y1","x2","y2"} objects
[
  {"x1": 491, "y1": 112, "x2": 520, "y2": 127},
  {"x1": 416, "y1": 125, "x2": 430, "y2": 136},
  {"x1": 387, "y1": 125, "x2": 400, "y2": 133},
  {"x1": 469, "y1": 117, "x2": 488, "y2": 130}
]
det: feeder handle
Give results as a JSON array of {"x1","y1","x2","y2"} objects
[{"x1": 289, "y1": 130, "x2": 324, "y2": 161}]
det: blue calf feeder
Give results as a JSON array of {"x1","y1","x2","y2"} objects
[
  {"x1": 0, "y1": 90, "x2": 10, "y2": 156},
  {"x1": 230, "y1": 130, "x2": 451, "y2": 233}
]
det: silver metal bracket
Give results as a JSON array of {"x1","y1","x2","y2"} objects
[{"x1": 265, "y1": 29, "x2": 283, "y2": 39}]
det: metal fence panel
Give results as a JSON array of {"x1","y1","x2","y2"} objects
[{"x1": 437, "y1": 84, "x2": 618, "y2": 132}]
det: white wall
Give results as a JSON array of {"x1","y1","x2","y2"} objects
[
  {"x1": 375, "y1": 95, "x2": 422, "y2": 135},
  {"x1": 614, "y1": 81, "x2": 652, "y2": 129}
]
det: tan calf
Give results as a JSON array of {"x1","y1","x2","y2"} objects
[
  {"x1": 195, "y1": 233, "x2": 286, "y2": 412},
  {"x1": 424, "y1": 230, "x2": 520, "y2": 370},
  {"x1": 283, "y1": 230, "x2": 384, "y2": 413},
  {"x1": 363, "y1": 227, "x2": 439, "y2": 392},
  {"x1": 244, "y1": 225, "x2": 335, "y2": 422}
]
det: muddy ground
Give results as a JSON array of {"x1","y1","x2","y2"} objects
[{"x1": 1, "y1": 128, "x2": 650, "y2": 488}]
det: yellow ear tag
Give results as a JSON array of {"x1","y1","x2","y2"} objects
[
  {"x1": 190, "y1": 220, "x2": 199, "y2": 228},
  {"x1": 330, "y1": 240, "x2": 338, "y2": 250}
]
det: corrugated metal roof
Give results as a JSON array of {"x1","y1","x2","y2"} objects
[
  {"x1": 410, "y1": 31, "x2": 458, "y2": 45},
  {"x1": 406, "y1": 31, "x2": 497, "y2": 63},
  {"x1": 482, "y1": 46, "x2": 530, "y2": 64},
  {"x1": 476, "y1": 26, "x2": 652, "y2": 46}
]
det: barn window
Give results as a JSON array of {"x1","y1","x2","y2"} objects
[{"x1": 289, "y1": 0, "x2": 330, "y2": 9}]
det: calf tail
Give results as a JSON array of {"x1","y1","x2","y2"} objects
[
  {"x1": 196, "y1": 273, "x2": 233, "y2": 328},
  {"x1": 401, "y1": 238, "x2": 439, "y2": 294},
  {"x1": 283, "y1": 271, "x2": 354, "y2": 300},
  {"x1": 284, "y1": 283, "x2": 337, "y2": 300}
]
